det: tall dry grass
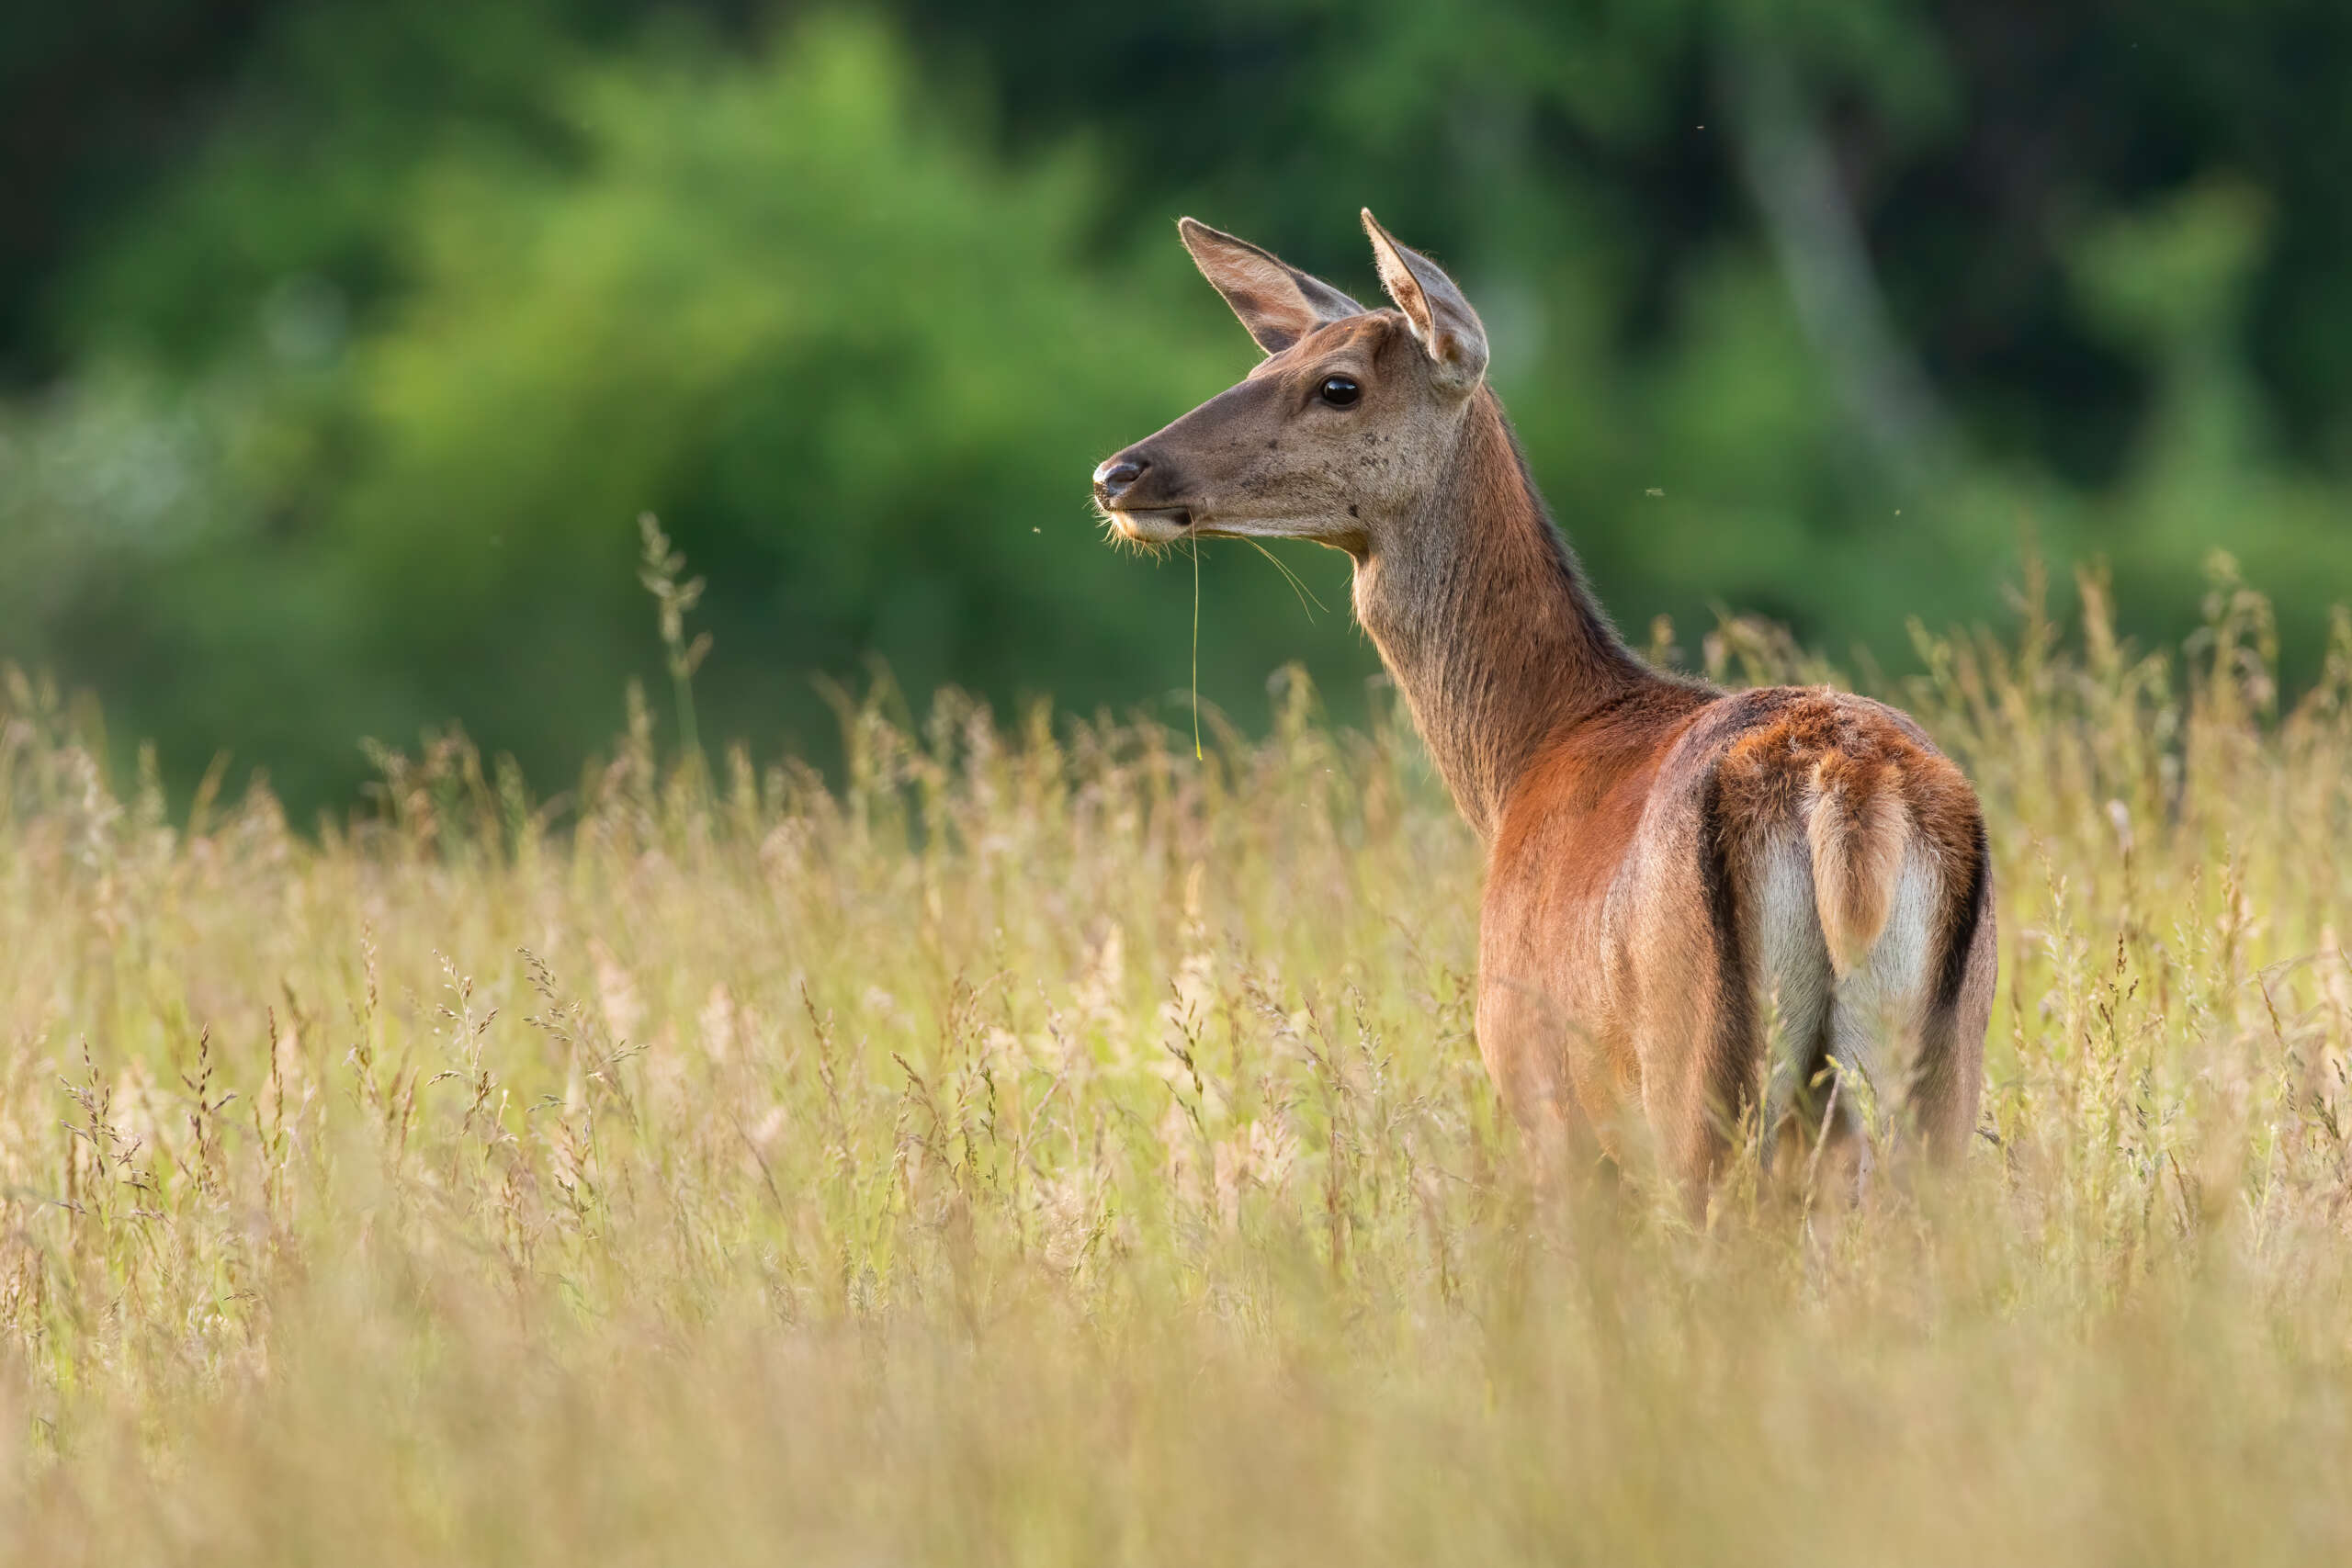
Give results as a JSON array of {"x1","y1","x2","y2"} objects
[{"x1": 2, "y1": 552, "x2": 2351, "y2": 1563}]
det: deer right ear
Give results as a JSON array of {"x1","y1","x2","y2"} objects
[
  {"x1": 1178, "y1": 217, "x2": 1363, "y2": 355},
  {"x1": 1361, "y1": 209, "x2": 1488, "y2": 393}
]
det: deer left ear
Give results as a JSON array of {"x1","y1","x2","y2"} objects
[{"x1": 1362, "y1": 209, "x2": 1488, "y2": 393}]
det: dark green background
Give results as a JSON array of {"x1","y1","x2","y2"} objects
[{"x1": 6, "y1": 1, "x2": 2348, "y2": 809}]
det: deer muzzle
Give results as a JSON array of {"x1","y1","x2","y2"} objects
[{"x1": 1091, "y1": 448, "x2": 1193, "y2": 540}]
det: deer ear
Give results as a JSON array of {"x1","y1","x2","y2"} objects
[
  {"x1": 1178, "y1": 217, "x2": 1363, "y2": 355},
  {"x1": 1361, "y1": 209, "x2": 1488, "y2": 392}
]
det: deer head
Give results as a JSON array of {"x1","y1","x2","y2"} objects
[{"x1": 1091, "y1": 210, "x2": 1490, "y2": 558}]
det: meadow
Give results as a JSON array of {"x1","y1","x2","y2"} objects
[{"x1": 3, "y1": 552, "x2": 2351, "y2": 1564}]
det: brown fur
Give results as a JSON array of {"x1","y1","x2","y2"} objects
[{"x1": 1093, "y1": 211, "x2": 1997, "y2": 1200}]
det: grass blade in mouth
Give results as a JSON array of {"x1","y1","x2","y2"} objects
[{"x1": 1192, "y1": 526, "x2": 1203, "y2": 759}]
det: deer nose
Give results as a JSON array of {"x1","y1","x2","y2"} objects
[{"x1": 1092, "y1": 452, "x2": 1148, "y2": 502}]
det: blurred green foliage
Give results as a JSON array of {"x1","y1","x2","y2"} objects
[{"x1": 3, "y1": 0, "x2": 2349, "y2": 808}]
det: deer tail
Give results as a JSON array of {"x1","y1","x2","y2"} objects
[{"x1": 1804, "y1": 751, "x2": 1911, "y2": 976}]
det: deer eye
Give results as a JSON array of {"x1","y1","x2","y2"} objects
[{"x1": 1318, "y1": 375, "x2": 1362, "y2": 408}]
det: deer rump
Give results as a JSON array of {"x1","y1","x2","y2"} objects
[{"x1": 1487, "y1": 686, "x2": 1994, "y2": 1190}]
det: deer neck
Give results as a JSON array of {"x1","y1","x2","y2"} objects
[{"x1": 1351, "y1": 391, "x2": 1653, "y2": 840}]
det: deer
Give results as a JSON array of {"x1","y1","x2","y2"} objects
[{"x1": 1091, "y1": 210, "x2": 1996, "y2": 1203}]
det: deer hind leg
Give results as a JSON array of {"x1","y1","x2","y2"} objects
[
  {"x1": 1894, "y1": 818, "x2": 1995, "y2": 1158},
  {"x1": 1752, "y1": 832, "x2": 1836, "y2": 1179},
  {"x1": 1821, "y1": 840, "x2": 1943, "y2": 1168},
  {"x1": 1674, "y1": 796, "x2": 1832, "y2": 1201}
]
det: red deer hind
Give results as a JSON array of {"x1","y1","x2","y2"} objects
[{"x1": 1091, "y1": 210, "x2": 1995, "y2": 1200}]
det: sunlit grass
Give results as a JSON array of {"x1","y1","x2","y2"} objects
[{"x1": 3, "y1": 554, "x2": 2350, "y2": 1563}]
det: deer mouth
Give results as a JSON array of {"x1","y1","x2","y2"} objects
[{"x1": 1106, "y1": 506, "x2": 1195, "y2": 544}]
